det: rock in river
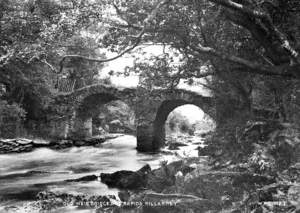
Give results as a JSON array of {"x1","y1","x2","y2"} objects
[
  {"x1": 168, "y1": 141, "x2": 188, "y2": 150},
  {"x1": 49, "y1": 139, "x2": 73, "y2": 149},
  {"x1": 100, "y1": 164, "x2": 151, "y2": 190},
  {"x1": 0, "y1": 138, "x2": 34, "y2": 153},
  {"x1": 65, "y1": 175, "x2": 98, "y2": 182}
]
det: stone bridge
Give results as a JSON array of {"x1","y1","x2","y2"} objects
[{"x1": 52, "y1": 84, "x2": 215, "y2": 152}]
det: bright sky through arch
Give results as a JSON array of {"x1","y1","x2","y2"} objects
[{"x1": 172, "y1": 104, "x2": 205, "y2": 123}]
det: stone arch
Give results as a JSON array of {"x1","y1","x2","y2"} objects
[
  {"x1": 53, "y1": 85, "x2": 215, "y2": 152},
  {"x1": 65, "y1": 85, "x2": 137, "y2": 138},
  {"x1": 135, "y1": 88, "x2": 215, "y2": 152},
  {"x1": 153, "y1": 101, "x2": 214, "y2": 149}
]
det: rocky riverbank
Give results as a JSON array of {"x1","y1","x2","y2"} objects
[
  {"x1": 1, "y1": 125, "x2": 299, "y2": 213},
  {"x1": 2, "y1": 153, "x2": 299, "y2": 213},
  {"x1": 3, "y1": 156, "x2": 283, "y2": 213},
  {"x1": 0, "y1": 134, "x2": 123, "y2": 154},
  {"x1": 3, "y1": 159, "x2": 204, "y2": 212}
]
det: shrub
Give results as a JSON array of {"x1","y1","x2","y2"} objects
[{"x1": 0, "y1": 100, "x2": 26, "y2": 138}]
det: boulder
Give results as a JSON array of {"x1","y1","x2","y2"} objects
[
  {"x1": 65, "y1": 175, "x2": 98, "y2": 182},
  {"x1": 197, "y1": 145, "x2": 214, "y2": 156},
  {"x1": 16, "y1": 138, "x2": 33, "y2": 145},
  {"x1": 0, "y1": 139, "x2": 18, "y2": 145},
  {"x1": 73, "y1": 140, "x2": 86, "y2": 147},
  {"x1": 109, "y1": 119, "x2": 122, "y2": 126},
  {"x1": 109, "y1": 119, "x2": 124, "y2": 132},
  {"x1": 32, "y1": 139, "x2": 50, "y2": 147},
  {"x1": 118, "y1": 190, "x2": 131, "y2": 202},
  {"x1": 67, "y1": 164, "x2": 97, "y2": 173},
  {"x1": 72, "y1": 137, "x2": 105, "y2": 147},
  {"x1": 58, "y1": 139, "x2": 74, "y2": 148},
  {"x1": 49, "y1": 139, "x2": 73, "y2": 149},
  {"x1": 0, "y1": 135, "x2": 109, "y2": 153},
  {"x1": 147, "y1": 160, "x2": 196, "y2": 192},
  {"x1": 0, "y1": 138, "x2": 51, "y2": 153},
  {"x1": 85, "y1": 136, "x2": 105, "y2": 145},
  {"x1": 168, "y1": 142, "x2": 188, "y2": 150},
  {"x1": 100, "y1": 164, "x2": 151, "y2": 190},
  {"x1": 0, "y1": 139, "x2": 34, "y2": 153}
]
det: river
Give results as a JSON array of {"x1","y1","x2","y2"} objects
[{"x1": 0, "y1": 134, "x2": 201, "y2": 212}]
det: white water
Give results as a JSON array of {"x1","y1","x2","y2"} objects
[{"x1": 0, "y1": 134, "x2": 202, "y2": 212}]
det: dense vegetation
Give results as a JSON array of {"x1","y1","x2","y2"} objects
[
  {"x1": 1, "y1": 0, "x2": 299, "y2": 129},
  {"x1": 0, "y1": 0, "x2": 299, "y2": 212},
  {"x1": 166, "y1": 110, "x2": 215, "y2": 136},
  {"x1": 93, "y1": 100, "x2": 136, "y2": 134}
]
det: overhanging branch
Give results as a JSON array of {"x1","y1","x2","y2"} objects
[
  {"x1": 41, "y1": 59, "x2": 59, "y2": 73},
  {"x1": 58, "y1": 29, "x2": 144, "y2": 73},
  {"x1": 208, "y1": 0, "x2": 268, "y2": 19},
  {"x1": 190, "y1": 43, "x2": 299, "y2": 78},
  {"x1": 58, "y1": 0, "x2": 169, "y2": 73},
  {"x1": 208, "y1": 0, "x2": 300, "y2": 63}
]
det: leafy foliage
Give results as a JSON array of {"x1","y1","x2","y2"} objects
[
  {"x1": 0, "y1": 0, "x2": 109, "y2": 134},
  {"x1": 0, "y1": 1, "x2": 299, "y2": 212},
  {"x1": 0, "y1": 100, "x2": 26, "y2": 138},
  {"x1": 166, "y1": 111, "x2": 195, "y2": 135}
]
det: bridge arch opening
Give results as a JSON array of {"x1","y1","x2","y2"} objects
[
  {"x1": 71, "y1": 93, "x2": 135, "y2": 138},
  {"x1": 153, "y1": 102, "x2": 215, "y2": 150},
  {"x1": 60, "y1": 86, "x2": 215, "y2": 152},
  {"x1": 94, "y1": 100, "x2": 135, "y2": 135}
]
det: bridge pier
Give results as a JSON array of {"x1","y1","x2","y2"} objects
[
  {"x1": 136, "y1": 125, "x2": 165, "y2": 152},
  {"x1": 71, "y1": 117, "x2": 93, "y2": 138},
  {"x1": 50, "y1": 119, "x2": 70, "y2": 139}
]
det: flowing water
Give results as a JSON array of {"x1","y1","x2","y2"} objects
[{"x1": 0, "y1": 134, "x2": 202, "y2": 212}]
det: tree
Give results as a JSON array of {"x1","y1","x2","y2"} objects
[
  {"x1": 62, "y1": 36, "x2": 105, "y2": 89},
  {"x1": 166, "y1": 111, "x2": 195, "y2": 135},
  {"x1": 0, "y1": 100, "x2": 26, "y2": 138},
  {"x1": 1, "y1": 0, "x2": 299, "y2": 134},
  {"x1": 0, "y1": 0, "x2": 108, "y2": 134},
  {"x1": 84, "y1": 0, "x2": 299, "y2": 123},
  {"x1": 60, "y1": 0, "x2": 299, "y2": 77}
]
